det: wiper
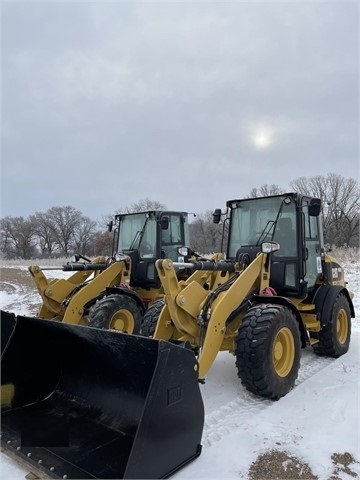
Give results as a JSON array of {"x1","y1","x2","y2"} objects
[
  {"x1": 129, "y1": 230, "x2": 142, "y2": 251},
  {"x1": 128, "y1": 217, "x2": 149, "y2": 251},
  {"x1": 256, "y1": 220, "x2": 276, "y2": 246},
  {"x1": 259, "y1": 196, "x2": 291, "y2": 245}
]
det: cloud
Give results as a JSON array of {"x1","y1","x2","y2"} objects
[{"x1": 1, "y1": 1, "x2": 358, "y2": 220}]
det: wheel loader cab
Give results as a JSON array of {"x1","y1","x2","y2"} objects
[
  {"x1": 116, "y1": 211, "x2": 189, "y2": 288},
  {"x1": 226, "y1": 193, "x2": 323, "y2": 297}
]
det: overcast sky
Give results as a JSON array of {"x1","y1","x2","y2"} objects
[{"x1": 1, "y1": 0, "x2": 358, "y2": 222}]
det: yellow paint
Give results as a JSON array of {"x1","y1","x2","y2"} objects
[{"x1": 1, "y1": 383, "x2": 15, "y2": 408}]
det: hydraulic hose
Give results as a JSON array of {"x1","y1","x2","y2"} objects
[
  {"x1": 62, "y1": 263, "x2": 108, "y2": 271},
  {"x1": 171, "y1": 260, "x2": 236, "y2": 272}
]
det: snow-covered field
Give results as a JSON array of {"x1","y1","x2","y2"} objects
[{"x1": 0, "y1": 255, "x2": 359, "y2": 479}]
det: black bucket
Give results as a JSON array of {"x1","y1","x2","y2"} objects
[
  {"x1": 1, "y1": 314, "x2": 204, "y2": 479},
  {"x1": 1, "y1": 310, "x2": 17, "y2": 353}
]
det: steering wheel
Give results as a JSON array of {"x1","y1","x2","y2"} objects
[{"x1": 140, "y1": 242, "x2": 154, "y2": 256}]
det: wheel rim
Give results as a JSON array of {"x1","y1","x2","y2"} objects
[
  {"x1": 109, "y1": 309, "x2": 135, "y2": 332},
  {"x1": 336, "y1": 308, "x2": 348, "y2": 345},
  {"x1": 272, "y1": 327, "x2": 295, "y2": 377}
]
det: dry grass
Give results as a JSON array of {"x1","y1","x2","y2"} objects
[
  {"x1": 0, "y1": 247, "x2": 358, "y2": 267},
  {"x1": 0, "y1": 257, "x2": 71, "y2": 267},
  {"x1": 329, "y1": 246, "x2": 359, "y2": 264}
]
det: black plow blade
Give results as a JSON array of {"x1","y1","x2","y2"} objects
[
  {"x1": 1, "y1": 313, "x2": 204, "y2": 478},
  {"x1": 1, "y1": 310, "x2": 17, "y2": 353}
]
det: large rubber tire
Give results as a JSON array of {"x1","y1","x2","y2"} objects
[
  {"x1": 88, "y1": 294, "x2": 142, "y2": 334},
  {"x1": 236, "y1": 304, "x2": 301, "y2": 400},
  {"x1": 313, "y1": 293, "x2": 351, "y2": 358},
  {"x1": 141, "y1": 299, "x2": 164, "y2": 337}
]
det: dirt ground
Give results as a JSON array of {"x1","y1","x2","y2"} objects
[
  {"x1": 247, "y1": 450, "x2": 359, "y2": 480},
  {"x1": 0, "y1": 267, "x2": 36, "y2": 290}
]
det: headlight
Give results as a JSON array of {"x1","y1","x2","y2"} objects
[
  {"x1": 178, "y1": 246, "x2": 190, "y2": 257},
  {"x1": 261, "y1": 242, "x2": 280, "y2": 254}
]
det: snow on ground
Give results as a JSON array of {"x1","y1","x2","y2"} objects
[{"x1": 0, "y1": 260, "x2": 359, "y2": 479}]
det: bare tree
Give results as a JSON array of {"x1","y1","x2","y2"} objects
[
  {"x1": 189, "y1": 211, "x2": 223, "y2": 253},
  {"x1": 122, "y1": 198, "x2": 167, "y2": 213},
  {"x1": 290, "y1": 173, "x2": 359, "y2": 247},
  {"x1": 248, "y1": 184, "x2": 285, "y2": 198},
  {"x1": 97, "y1": 213, "x2": 115, "y2": 231},
  {"x1": 45, "y1": 206, "x2": 84, "y2": 256},
  {"x1": 72, "y1": 216, "x2": 98, "y2": 256},
  {"x1": 0, "y1": 217, "x2": 37, "y2": 259},
  {"x1": 30, "y1": 212, "x2": 58, "y2": 257},
  {"x1": 0, "y1": 220, "x2": 13, "y2": 259},
  {"x1": 91, "y1": 231, "x2": 114, "y2": 257}
]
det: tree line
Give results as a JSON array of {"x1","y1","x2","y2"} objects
[{"x1": 1, "y1": 173, "x2": 358, "y2": 260}]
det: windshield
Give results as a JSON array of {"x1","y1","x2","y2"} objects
[
  {"x1": 117, "y1": 213, "x2": 157, "y2": 257},
  {"x1": 228, "y1": 195, "x2": 297, "y2": 258}
]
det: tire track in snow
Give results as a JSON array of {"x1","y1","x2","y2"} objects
[
  {"x1": 201, "y1": 349, "x2": 334, "y2": 448},
  {"x1": 296, "y1": 347, "x2": 333, "y2": 384},
  {"x1": 202, "y1": 392, "x2": 272, "y2": 447}
]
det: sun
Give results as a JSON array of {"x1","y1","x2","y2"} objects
[{"x1": 251, "y1": 126, "x2": 274, "y2": 150}]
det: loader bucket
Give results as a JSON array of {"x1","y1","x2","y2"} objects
[
  {"x1": 1, "y1": 310, "x2": 17, "y2": 353},
  {"x1": 0, "y1": 314, "x2": 204, "y2": 479}
]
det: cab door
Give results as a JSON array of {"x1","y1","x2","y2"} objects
[
  {"x1": 160, "y1": 213, "x2": 188, "y2": 261},
  {"x1": 302, "y1": 200, "x2": 323, "y2": 291}
]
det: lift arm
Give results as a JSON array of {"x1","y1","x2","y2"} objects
[
  {"x1": 28, "y1": 256, "x2": 132, "y2": 323},
  {"x1": 156, "y1": 248, "x2": 274, "y2": 377}
]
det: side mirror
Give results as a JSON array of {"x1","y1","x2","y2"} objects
[
  {"x1": 178, "y1": 246, "x2": 190, "y2": 257},
  {"x1": 213, "y1": 209, "x2": 221, "y2": 224},
  {"x1": 160, "y1": 216, "x2": 169, "y2": 230},
  {"x1": 107, "y1": 220, "x2": 114, "y2": 232},
  {"x1": 308, "y1": 198, "x2": 321, "y2": 217}
]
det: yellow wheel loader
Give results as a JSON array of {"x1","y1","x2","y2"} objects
[
  {"x1": 27, "y1": 210, "x2": 192, "y2": 332},
  {"x1": 0, "y1": 193, "x2": 355, "y2": 479},
  {"x1": 142, "y1": 192, "x2": 355, "y2": 399}
]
